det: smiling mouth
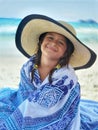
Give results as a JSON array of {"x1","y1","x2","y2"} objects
[{"x1": 46, "y1": 45, "x2": 57, "y2": 52}]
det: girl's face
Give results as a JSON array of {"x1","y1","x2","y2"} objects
[{"x1": 41, "y1": 32, "x2": 67, "y2": 61}]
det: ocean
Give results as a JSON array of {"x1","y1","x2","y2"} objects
[{"x1": 0, "y1": 18, "x2": 98, "y2": 56}]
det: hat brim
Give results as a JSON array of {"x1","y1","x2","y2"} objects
[{"x1": 15, "y1": 14, "x2": 97, "y2": 70}]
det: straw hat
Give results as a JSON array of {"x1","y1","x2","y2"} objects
[{"x1": 15, "y1": 14, "x2": 97, "y2": 70}]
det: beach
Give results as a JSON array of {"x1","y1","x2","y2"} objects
[{"x1": 0, "y1": 55, "x2": 27, "y2": 88}]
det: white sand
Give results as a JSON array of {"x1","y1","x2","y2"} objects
[
  {"x1": 0, "y1": 48, "x2": 98, "y2": 101},
  {"x1": 0, "y1": 55, "x2": 27, "y2": 88},
  {"x1": 76, "y1": 44, "x2": 98, "y2": 101},
  {"x1": 76, "y1": 59, "x2": 98, "y2": 101}
]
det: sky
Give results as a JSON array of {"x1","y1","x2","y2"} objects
[{"x1": 0, "y1": 0, "x2": 98, "y2": 22}]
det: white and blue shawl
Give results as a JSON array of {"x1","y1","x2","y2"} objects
[{"x1": 0, "y1": 56, "x2": 98, "y2": 130}]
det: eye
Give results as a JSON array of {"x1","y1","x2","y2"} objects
[
  {"x1": 58, "y1": 40, "x2": 65, "y2": 46},
  {"x1": 46, "y1": 35, "x2": 54, "y2": 41}
]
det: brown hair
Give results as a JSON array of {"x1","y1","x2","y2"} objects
[{"x1": 31, "y1": 32, "x2": 74, "y2": 83}]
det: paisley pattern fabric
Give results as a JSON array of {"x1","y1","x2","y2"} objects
[{"x1": 0, "y1": 55, "x2": 98, "y2": 130}]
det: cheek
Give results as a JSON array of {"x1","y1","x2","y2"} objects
[
  {"x1": 41, "y1": 42, "x2": 46, "y2": 52},
  {"x1": 41, "y1": 44, "x2": 43, "y2": 52},
  {"x1": 61, "y1": 46, "x2": 67, "y2": 54}
]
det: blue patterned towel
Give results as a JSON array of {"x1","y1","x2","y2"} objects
[{"x1": 0, "y1": 56, "x2": 98, "y2": 130}]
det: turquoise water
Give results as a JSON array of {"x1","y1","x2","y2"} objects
[
  {"x1": 0, "y1": 18, "x2": 21, "y2": 56},
  {"x1": 0, "y1": 18, "x2": 98, "y2": 56}
]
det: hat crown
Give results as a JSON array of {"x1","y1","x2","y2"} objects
[{"x1": 58, "y1": 21, "x2": 76, "y2": 36}]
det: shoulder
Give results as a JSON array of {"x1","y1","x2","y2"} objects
[
  {"x1": 63, "y1": 65, "x2": 76, "y2": 77},
  {"x1": 22, "y1": 55, "x2": 36, "y2": 67},
  {"x1": 21, "y1": 55, "x2": 36, "y2": 73},
  {"x1": 56, "y1": 65, "x2": 76, "y2": 77},
  {"x1": 53, "y1": 64, "x2": 78, "y2": 84}
]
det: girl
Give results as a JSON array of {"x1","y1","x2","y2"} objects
[{"x1": 0, "y1": 14, "x2": 97, "y2": 130}]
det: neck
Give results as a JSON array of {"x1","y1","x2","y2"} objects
[
  {"x1": 38, "y1": 55, "x2": 58, "y2": 81},
  {"x1": 40, "y1": 54, "x2": 58, "y2": 70}
]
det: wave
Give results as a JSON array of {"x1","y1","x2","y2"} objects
[
  {"x1": 0, "y1": 25, "x2": 17, "y2": 35},
  {"x1": 76, "y1": 28, "x2": 98, "y2": 33},
  {"x1": 0, "y1": 18, "x2": 98, "y2": 45},
  {"x1": 0, "y1": 18, "x2": 21, "y2": 35},
  {"x1": 1, "y1": 25, "x2": 98, "y2": 34},
  {"x1": 0, "y1": 18, "x2": 98, "y2": 32}
]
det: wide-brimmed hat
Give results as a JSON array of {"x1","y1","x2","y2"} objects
[{"x1": 15, "y1": 14, "x2": 96, "y2": 70}]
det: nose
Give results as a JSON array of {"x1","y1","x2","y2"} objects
[{"x1": 51, "y1": 39, "x2": 57, "y2": 46}]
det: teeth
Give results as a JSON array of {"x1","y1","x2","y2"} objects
[{"x1": 46, "y1": 45, "x2": 57, "y2": 52}]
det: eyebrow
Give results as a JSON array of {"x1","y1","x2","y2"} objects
[{"x1": 47, "y1": 33, "x2": 66, "y2": 41}]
